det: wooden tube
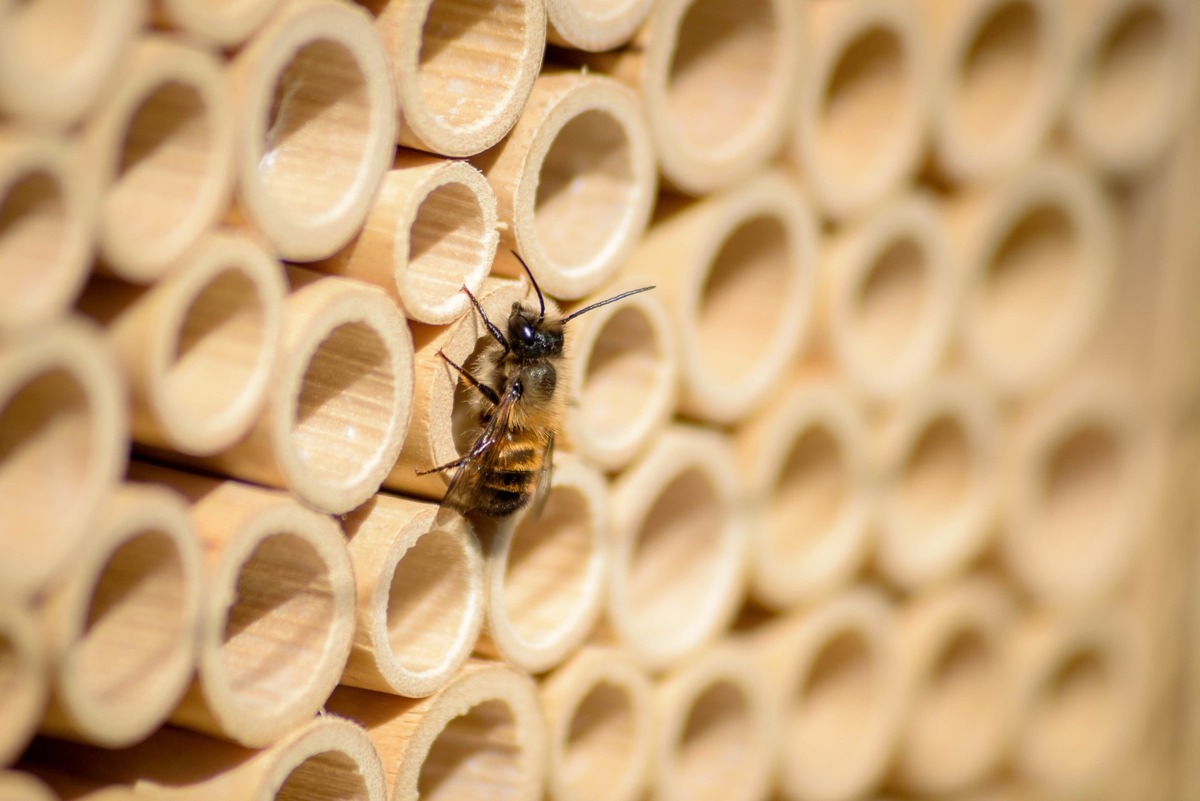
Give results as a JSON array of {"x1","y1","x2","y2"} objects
[
  {"x1": 544, "y1": 0, "x2": 652, "y2": 51},
  {"x1": 624, "y1": 172, "x2": 818, "y2": 424},
  {"x1": 890, "y1": 578, "x2": 1017, "y2": 796},
  {"x1": 921, "y1": 0, "x2": 1068, "y2": 184},
  {"x1": 0, "y1": 772, "x2": 56, "y2": 801},
  {"x1": 327, "y1": 659, "x2": 546, "y2": 801},
  {"x1": 474, "y1": 70, "x2": 656, "y2": 300},
  {"x1": 561, "y1": 277, "x2": 678, "y2": 471},
  {"x1": 83, "y1": 36, "x2": 234, "y2": 283},
  {"x1": 339, "y1": 493, "x2": 485, "y2": 697},
  {"x1": 26, "y1": 716, "x2": 388, "y2": 801},
  {"x1": 607, "y1": 426, "x2": 747, "y2": 672},
  {"x1": 314, "y1": 152, "x2": 499, "y2": 325},
  {"x1": 754, "y1": 587, "x2": 902, "y2": 801},
  {"x1": 363, "y1": 0, "x2": 545, "y2": 158},
  {"x1": 154, "y1": 0, "x2": 281, "y2": 47},
  {"x1": 651, "y1": 642, "x2": 777, "y2": 801},
  {"x1": 0, "y1": 129, "x2": 95, "y2": 336},
  {"x1": 540, "y1": 646, "x2": 654, "y2": 801},
  {"x1": 1010, "y1": 608, "x2": 1147, "y2": 798},
  {"x1": 999, "y1": 377, "x2": 1152, "y2": 607},
  {"x1": 795, "y1": 0, "x2": 931, "y2": 220},
  {"x1": 949, "y1": 156, "x2": 1116, "y2": 396},
  {"x1": 0, "y1": 318, "x2": 126, "y2": 601},
  {"x1": 130, "y1": 463, "x2": 356, "y2": 748},
  {"x1": 384, "y1": 274, "x2": 528, "y2": 499},
  {"x1": 874, "y1": 376, "x2": 1000, "y2": 591},
  {"x1": 78, "y1": 233, "x2": 285, "y2": 457},
  {"x1": 0, "y1": 0, "x2": 145, "y2": 128},
  {"x1": 1066, "y1": 0, "x2": 1199, "y2": 176},
  {"x1": 475, "y1": 454, "x2": 609, "y2": 674},
  {"x1": 573, "y1": 0, "x2": 801, "y2": 195},
  {"x1": 0, "y1": 603, "x2": 47, "y2": 766},
  {"x1": 39, "y1": 483, "x2": 202, "y2": 748},
  {"x1": 735, "y1": 377, "x2": 873, "y2": 611},
  {"x1": 818, "y1": 191, "x2": 956, "y2": 402},
  {"x1": 193, "y1": 269, "x2": 413, "y2": 515},
  {"x1": 229, "y1": 0, "x2": 397, "y2": 262}
]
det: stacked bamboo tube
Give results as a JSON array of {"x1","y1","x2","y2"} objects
[{"x1": 1, "y1": 0, "x2": 1194, "y2": 800}]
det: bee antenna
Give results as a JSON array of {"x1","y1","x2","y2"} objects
[
  {"x1": 561, "y1": 286, "x2": 656, "y2": 324},
  {"x1": 511, "y1": 250, "x2": 545, "y2": 323}
]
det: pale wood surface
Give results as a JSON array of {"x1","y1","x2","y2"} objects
[
  {"x1": 84, "y1": 36, "x2": 234, "y2": 283},
  {"x1": 473, "y1": 69, "x2": 656, "y2": 301},
  {"x1": 78, "y1": 232, "x2": 285, "y2": 456},
  {"x1": 38, "y1": 483, "x2": 201, "y2": 748},
  {"x1": 539, "y1": 646, "x2": 654, "y2": 801},
  {"x1": 131, "y1": 463, "x2": 356, "y2": 748},
  {"x1": 314, "y1": 151, "x2": 499, "y2": 324},
  {"x1": 0, "y1": 318, "x2": 127, "y2": 601},
  {"x1": 339, "y1": 492, "x2": 485, "y2": 697},
  {"x1": 228, "y1": 0, "x2": 396, "y2": 261},
  {"x1": 0, "y1": 605, "x2": 46, "y2": 767},
  {"x1": 0, "y1": 129, "x2": 96, "y2": 335},
  {"x1": 153, "y1": 0, "x2": 281, "y2": 47}
]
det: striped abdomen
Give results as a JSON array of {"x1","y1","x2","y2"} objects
[{"x1": 474, "y1": 428, "x2": 548, "y2": 517}]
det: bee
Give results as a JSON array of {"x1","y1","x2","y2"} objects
[{"x1": 418, "y1": 253, "x2": 653, "y2": 518}]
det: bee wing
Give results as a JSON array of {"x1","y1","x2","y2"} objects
[
  {"x1": 439, "y1": 382, "x2": 521, "y2": 519},
  {"x1": 525, "y1": 430, "x2": 555, "y2": 520}
]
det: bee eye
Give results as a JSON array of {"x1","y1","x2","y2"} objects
[{"x1": 519, "y1": 322, "x2": 535, "y2": 344}]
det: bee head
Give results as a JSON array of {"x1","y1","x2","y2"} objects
[{"x1": 508, "y1": 302, "x2": 564, "y2": 358}]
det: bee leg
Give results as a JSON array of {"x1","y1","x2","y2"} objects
[
  {"x1": 416, "y1": 453, "x2": 473, "y2": 475},
  {"x1": 437, "y1": 349, "x2": 501, "y2": 406},
  {"x1": 461, "y1": 285, "x2": 510, "y2": 354}
]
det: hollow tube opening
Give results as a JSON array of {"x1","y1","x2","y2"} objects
[
  {"x1": 417, "y1": 698, "x2": 523, "y2": 801},
  {"x1": 386, "y1": 528, "x2": 475, "y2": 674}
]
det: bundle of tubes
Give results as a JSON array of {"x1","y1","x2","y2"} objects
[{"x1": 0, "y1": 0, "x2": 1193, "y2": 799}]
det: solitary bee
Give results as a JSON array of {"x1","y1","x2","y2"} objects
[{"x1": 418, "y1": 253, "x2": 653, "y2": 518}]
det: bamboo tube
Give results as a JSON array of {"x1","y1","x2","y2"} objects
[
  {"x1": 229, "y1": 0, "x2": 397, "y2": 262},
  {"x1": 192, "y1": 269, "x2": 413, "y2": 515},
  {"x1": 624, "y1": 172, "x2": 817, "y2": 424},
  {"x1": 561, "y1": 276, "x2": 678, "y2": 471},
  {"x1": 475, "y1": 454, "x2": 609, "y2": 674},
  {"x1": 129, "y1": 463, "x2": 356, "y2": 748},
  {"x1": 361, "y1": 0, "x2": 546, "y2": 158},
  {"x1": 0, "y1": 0, "x2": 144, "y2": 128},
  {"x1": 874, "y1": 376, "x2": 999, "y2": 590},
  {"x1": 999, "y1": 377, "x2": 1152, "y2": 607},
  {"x1": 540, "y1": 646, "x2": 654, "y2": 801},
  {"x1": 0, "y1": 772, "x2": 56, "y2": 801},
  {"x1": 606, "y1": 426, "x2": 747, "y2": 672},
  {"x1": 753, "y1": 587, "x2": 902, "y2": 801},
  {"x1": 794, "y1": 0, "x2": 931, "y2": 220},
  {"x1": 77, "y1": 233, "x2": 285, "y2": 457},
  {"x1": 1066, "y1": 0, "x2": 1199, "y2": 176},
  {"x1": 0, "y1": 603, "x2": 47, "y2": 767},
  {"x1": 25, "y1": 716, "x2": 387, "y2": 801},
  {"x1": 0, "y1": 129, "x2": 95, "y2": 336},
  {"x1": 735, "y1": 377, "x2": 873, "y2": 611},
  {"x1": 383, "y1": 273, "x2": 528, "y2": 499},
  {"x1": 473, "y1": 70, "x2": 656, "y2": 300},
  {"x1": 572, "y1": 0, "x2": 801, "y2": 195},
  {"x1": 154, "y1": 0, "x2": 281, "y2": 47},
  {"x1": 326, "y1": 659, "x2": 546, "y2": 801},
  {"x1": 339, "y1": 492, "x2": 485, "y2": 697},
  {"x1": 949, "y1": 156, "x2": 1116, "y2": 396},
  {"x1": 889, "y1": 578, "x2": 1017, "y2": 796},
  {"x1": 544, "y1": 0, "x2": 652, "y2": 51},
  {"x1": 651, "y1": 641, "x2": 777, "y2": 801},
  {"x1": 314, "y1": 152, "x2": 499, "y2": 325},
  {"x1": 83, "y1": 36, "x2": 234, "y2": 283},
  {"x1": 921, "y1": 0, "x2": 1068, "y2": 184},
  {"x1": 818, "y1": 191, "x2": 955, "y2": 403},
  {"x1": 0, "y1": 318, "x2": 127, "y2": 600},
  {"x1": 1010, "y1": 608, "x2": 1147, "y2": 799},
  {"x1": 38, "y1": 483, "x2": 202, "y2": 748}
]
